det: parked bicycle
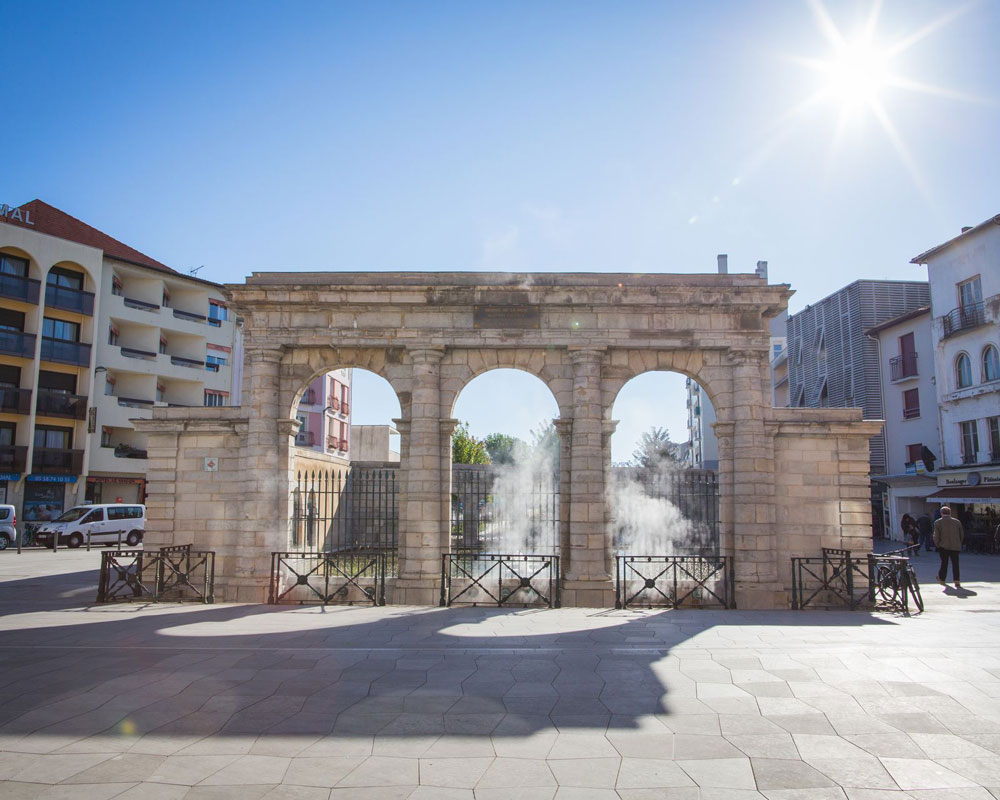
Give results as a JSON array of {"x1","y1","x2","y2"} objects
[{"x1": 871, "y1": 554, "x2": 923, "y2": 613}]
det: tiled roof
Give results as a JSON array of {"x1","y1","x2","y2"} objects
[{"x1": 3, "y1": 199, "x2": 176, "y2": 273}]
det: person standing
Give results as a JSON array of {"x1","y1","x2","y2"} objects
[
  {"x1": 933, "y1": 506, "x2": 965, "y2": 588},
  {"x1": 916, "y1": 512, "x2": 933, "y2": 554}
]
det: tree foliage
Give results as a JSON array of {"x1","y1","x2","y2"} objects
[
  {"x1": 452, "y1": 422, "x2": 490, "y2": 464},
  {"x1": 630, "y1": 426, "x2": 677, "y2": 468},
  {"x1": 484, "y1": 432, "x2": 525, "y2": 465}
]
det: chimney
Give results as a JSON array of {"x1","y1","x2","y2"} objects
[
  {"x1": 755, "y1": 260, "x2": 768, "y2": 281},
  {"x1": 717, "y1": 254, "x2": 728, "y2": 274},
  {"x1": 961, "y1": 226, "x2": 973, "y2": 233}
]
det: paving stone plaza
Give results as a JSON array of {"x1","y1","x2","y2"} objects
[{"x1": 2, "y1": 549, "x2": 1000, "y2": 799}]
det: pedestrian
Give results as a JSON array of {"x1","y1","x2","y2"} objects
[
  {"x1": 933, "y1": 506, "x2": 965, "y2": 588},
  {"x1": 916, "y1": 512, "x2": 933, "y2": 554},
  {"x1": 900, "y1": 513, "x2": 916, "y2": 546}
]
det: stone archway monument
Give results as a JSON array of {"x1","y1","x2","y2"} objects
[{"x1": 136, "y1": 272, "x2": 881, "y2": 608}]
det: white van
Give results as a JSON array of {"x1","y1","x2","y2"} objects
[
  {"x1": 0, "y1": 505, "x2": 16, "y2": 549},
  {"x1": 34, "y1": 504, "x2": 145, "y2": 548}
]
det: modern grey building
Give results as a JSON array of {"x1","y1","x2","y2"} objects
[{"x1": 786, "y1": 280, "x2": 930, "y2": 475}]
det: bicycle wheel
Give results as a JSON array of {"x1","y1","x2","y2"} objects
[
  {"x1": 906, "y1": 568, "x2": 923, "y2": 613},
  {"x1": 874, "y1": 564, "x2": 899, "y2": 606}
]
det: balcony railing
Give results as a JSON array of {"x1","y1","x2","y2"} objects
[
  {"x1": 302, "y1": 389, "x2": 316, "y2": 405},
  {"x1": 341, "y1": 401, "x2": 350, "y2": 415},
  {"x1": 123, "y1": 296, "x2": 160, "y2": 313},
  {"x1": 0, "y1": 387, "x2": 31, "y2": 414},
  {"x1": 326, "y1": 436, "x2": 339, "y2": 450},
  {"x1": 962, "y1": 450, "x2": 979, "y2": 465},
  {"x1": 205, "y1": 362, "x2": 220, "y2": 372},
  {"x1": 35, "y1": 389, "x2": 87, "y2": 420},
  {"x1": 45, "y1": 284, "x2": 95, "y2": 316},
  {"x1": 40, "y1": 337, "x2": 91, "y2": 366},
  {"x1": 0, "y1": 330, "x2": 36, "y2": 359},
  {"x1": 0, "y1": 445, "x2": 27, "y2": 472},
  {"x1": 902, "y1": 405, "x2": 920, "y2": 420},
  {"x1": 170, "y1": 355, "x2": 205, "y2": 369},
  {"x1": 295, "y1": 431, "x2": 315, "y2": 446},
  {"x1": 32, "y1": 448, "x2": 85, "y2": 474},
  {"x1": 327, "y1": 397, "x2": 341, "y2": 411},
  {"x1": 340, "y1": 438, "x2": 349, "y2": 451},
  {"x1": 942, "y1": 300, "x2": 987, "y2": 337},
  {"x1": 117, "y1": 396, "x2": 155, "y2": 409},
  {"x1": 113, "y1": 443, "x2": 148, "y2": 459},
  {"x1": 890, "y1": 353, "x2": 918, "y2": 381},
  {"x1": 173, "y1": 308, "x2": 206, "y2": 323},
  {"x1": 0, "y1": 274, "x2": 40, "y2": 304},
  {"x1": 120, "y1": 346, "x2": 157, "y2": 361}
]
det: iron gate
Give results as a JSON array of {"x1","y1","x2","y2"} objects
[{"x1": 292, "y1": 466, "x2": 398, "y2": 574}]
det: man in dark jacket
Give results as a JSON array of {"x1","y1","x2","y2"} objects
[
  {"x1": 916, "y1": 513, "x2": 933, "y2": 553},
  {"x1": 933, "y1": 506, "x2": 964, "y2": 588}
]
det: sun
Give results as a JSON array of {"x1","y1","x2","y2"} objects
[{"x1": 823, "y1": 38, "x2": 891, "y2": 112}]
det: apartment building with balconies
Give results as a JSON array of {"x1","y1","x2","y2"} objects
[
  {"x1": 0, "y1": 200, "x2": 238, "y2": 521},
  {"x1": 911, "y1": 215, "x2": 1000, "y2": 514},
  {"x1": 295, "y1": 369, "x2": 352, "y2": 460}
]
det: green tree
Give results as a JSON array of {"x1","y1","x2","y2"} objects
[
  {"x1": 452, "y1": 422, "x2": 490, "y2": 464},
  {"x1": 630, "y1": 426, "x2": 677, "y2": 468},
  {"x1": 530, "y1": 421, "x2": 560, "y2": 464},
  {"x1": 484, "y1": 432, "x2": 525, "y2": 465}
]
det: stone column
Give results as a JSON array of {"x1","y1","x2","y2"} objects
[
  {"x1": 553, "y1": 418, "x2": 573, "y2": 581},
  {"x1": 395, "y1": 347, "x2": 446, "y2": 605},
  {"x1": 439, "y1": 417, "x2": 459, "y2": 555},
  {"x1": 564, "y1": 347, "x2": 614, "y2": 607},
  {"x1": 238, "y1": 346, "x2": 291, "y2": 602},
  {"x1": 726, "y1": 347, "x2": 782, "y2": 609}
]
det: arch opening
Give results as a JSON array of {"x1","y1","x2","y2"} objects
[
  {"x1": 450, "y1": 368, "x2": 562, "y2": 558},
  {"x1": 609, "y1": 371, "x2": 720, "y2": 560}
]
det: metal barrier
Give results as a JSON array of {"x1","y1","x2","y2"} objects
[
  {"x1": 615, "y1": 554, "x2": 735, "y2": 609},
  {"x1": 269, "y1": 549, "x2": 387, "y2": 605},
  {"x1": 97, "y1": 544, "x2": 215, "y2": 603},
  {"x1": 791, "y1": 548, "x2": 869, "y2": 610},
  {"x1": 441, "y1": 552, "x2": 560, "y2": 608}
]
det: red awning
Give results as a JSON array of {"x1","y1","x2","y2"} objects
[{"x1": 926, "y1": 486, "x2": 1000, "y2": 504}]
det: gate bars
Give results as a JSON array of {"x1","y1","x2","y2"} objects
[
  {"x1": 791, "y1": 547, "x2": 874, "y2": 610},
  {"x1": 441, "y1": 552, "x2": 560, "y2": 608},
  {"x1": 269, "y1": 549, "x2": 387, "y2": 605},
  {"x1": 615, "y1": 554, "x2": 735, "y2": 609},
  {"x1": 96, "y1": 543, "x2": 215, "y2": 603}
]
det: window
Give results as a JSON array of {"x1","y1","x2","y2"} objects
[
  {"x1": 42, "y1": 317, "x2": 80, "y2": 342},
  {"x1": 0, "y1": 364, "x2": 20, "y2": 388},
  {"x1": 959, "y1": 276, "x2": 983, "y2": 309},
  {"x1": 83, "y1": 508, "x2": 104, "y2": 523},
  {"x1": 159, "y1": 337, "x2": 168, "y2": 355},
  {"x1": 0, "y1": 422, "x2": 14, "y2": 446},
  {"x1": 960, "y1": 420, "x2": 979, "y2": 465},
  {"x1": 0, "y1": 308, "x2": 25, "y2": 331},
  {"x1": 772, "y1": 342, "x2": 783, "y2": 358},
  {"x1": 47, "y1": 266, "x2": 84, "y2": 291},
  {"x1": 156, "y1": 382, "x2": 165, "y2": 403},
  {"x1": 101, "y1": 426, "x2": 112, "y2": 447},
  {"x1": 111, "y1": 274, "x2": 122, "y2": 296},
  {"x1": 906, "y1": 443, "x2": 923, "y2": 463},
  {"x1": 956, "y1": 353, "x2": 972, "y2": 389},
  {"x1": 983, "y1": 345, "x2": 1000, "y2": 383},
  {"x1": 0, "y1": 253, "x2": 28, "y2": 277},
  {"x1": 204, "y1": 389, "x2": 229, "y2": 407},
  {"x1": 902, "y1": 388, "x2": 920, "y2": 419},
  {"x1": 38, "y1": 371, "x2": 75, "y2": 393},
  {"x1": 818, "y1": 381, "x2": 829, "y2": 407},
  {"x1": 208, "y1": 300, "x2": 228, "y2": 326},
  {"x1": 34, "y1": 425, "x2": 72, "y2": 449},
  {"x1": 108, "y1": 325, "x2": 119, "y2": 346},
  {"x1": 988, "y1": 417, "x2": 1000, "y2": 461},
  {"x1": 206, "y1": 354, "x2": 227, "y2": 369},
  {"x1": 108, "y1": 507, "x2": 127, "y2": 521}
]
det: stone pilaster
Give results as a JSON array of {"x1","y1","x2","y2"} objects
[
  {"x1": 725, "y1": 347, "x2": 782, "y2": 609},
  {"x1": 553, "y1": 418, "x2": 573, "y2": 581},
  {"x1": 563, "y1": 348, "x2": 614, "y2": 607},
  {"x1": 395, "y1": 347, "x2": 446, "y2": 604}
]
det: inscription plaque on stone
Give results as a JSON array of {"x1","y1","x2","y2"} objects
[{"x1": 473, "y1": 304, "x2": 540, "y2": 329}]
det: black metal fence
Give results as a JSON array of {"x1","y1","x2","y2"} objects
[
  {"x1": 450, "y1": 464, "x2": 559, "y2": 555},
  {"x1": 615, "y1": 554, "x2": 734, "y2": 609},
  {"x1": 791, "y1": 547, "x2": 870, "y2": 610},
  {"x1": 269, "y1": 549, "x2": 387, "y2": 605},
  {"x1": 441, "y1": 552, "x2": 560, "y2": 608},
  {"x1": 292, "y1": 466, "x2": 398, "y2": 574},
  {"x1": 610, "y1": 467, "x2": 719, "y2": 556},
  {"x1": 96, "y1": 543, "x2": 215, "y2": 603}
]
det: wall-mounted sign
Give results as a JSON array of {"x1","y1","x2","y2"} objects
[
  {"x1": 0, "y1": 204, "x2": 34, "y2": 226},
  {"x1": 26, "y1": 474, "x2": 78, "y2": 483},
  {"x1": 204, "y1": 457, "x2": 218, "y2": 472},
  {"x1": 0, "y1": 472, "x2": 20, "y2": 482},
  {"x1": 473, "y1": 304, "x2": 540, "y2": 329}
]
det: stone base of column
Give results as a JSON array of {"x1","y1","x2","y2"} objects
[
  {"x1": 215, "y1": 576, "x2": 270, "y2": 604},
  {"x1": 736, "y1": 582, "x2": 787, "y2": 610},
  {"x1": 393, "y1": 578, "x2": 442, "y2": 606},
  {"x1": 561, "y1": 579, "x2": 615, "y2": 608}
]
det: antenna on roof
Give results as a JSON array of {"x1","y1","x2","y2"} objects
[{"x1": 189, "y1": 265, "x2": 205, "y2": 276}]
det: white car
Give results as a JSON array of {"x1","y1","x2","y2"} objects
[
  {"x1": 35, "y1": 504, "x2": 145, "y2": 548},
  {"x1": 0, "y1": 505, "x2": 15, "y2": 550}
]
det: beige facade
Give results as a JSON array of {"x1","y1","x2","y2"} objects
[{"x1": 136, "y1": 272, "x2": 881, "y2": 608}]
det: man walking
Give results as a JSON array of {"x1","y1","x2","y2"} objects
[{"x1": 933, "y1": 506, "x2": 964, "y2": 588}]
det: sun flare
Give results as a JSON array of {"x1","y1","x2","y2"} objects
[{"x1": 823, "y1": 38, "x2": 891, "y2": 111}]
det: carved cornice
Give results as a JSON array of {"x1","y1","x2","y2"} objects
[
  {"x1": 408, "y1": 346, "x2": 446, "y2": 365},
  {"x1": 567, "y1": 347, "x2": 607, "y2": 366}
]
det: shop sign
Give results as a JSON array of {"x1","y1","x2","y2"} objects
[
  {"x1": 0, "y1": 204, "x2": 34, "y2": 225},
  {"x1": 26, "y1": 474, "x2": 78, "y2": 483},
  {"x1": 0, "y1": 472, "x2": 20, "y2": 481},
  {"x1": 86, "y1": 476, "x2": 146, "y2": 485}
]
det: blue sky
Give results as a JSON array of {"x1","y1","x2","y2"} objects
[{"x1": 5, "y1": 0, "x2": 998, "y2": 461}]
